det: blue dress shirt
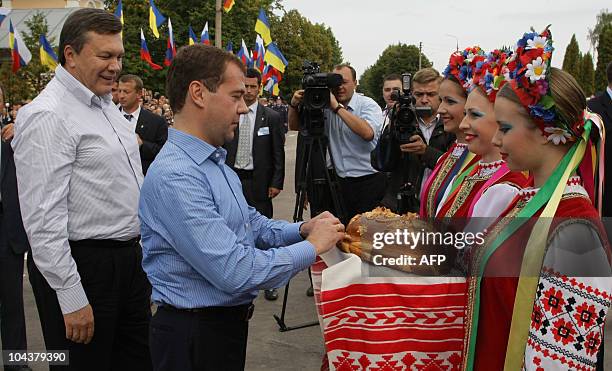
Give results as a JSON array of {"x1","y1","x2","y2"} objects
[{"x1": 139, "y1": 128, "x2": 316, "y2": 308}]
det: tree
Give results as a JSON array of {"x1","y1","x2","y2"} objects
[
  {"x1": 358, "y1": 43, "x2": 431, "y2": 105},
  {"x1": 104, "y1": 0, "x2": 283, "y2": 93},
  {"x1": 588, "y1": 9, "x2": 612, "y2": 51},
  {"x1": 272, "y1": 9, "x2": 343, "y2": 99},
  {"x1": 594, "y1": 24, "x2": 612, "y2": 93},
  {"x1": 579, "y1": 52, "x2": 595, "y2": 97},
  {"x1": 562, "y1": 34, "x2": 581, "y2": 81}
]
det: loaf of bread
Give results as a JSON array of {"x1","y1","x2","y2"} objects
[{"x1": 338, "y1": 207, "x2": 455, "y2": 275}]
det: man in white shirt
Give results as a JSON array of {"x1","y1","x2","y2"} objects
[{"x1": 12, "y1": 9, "x2": 152, "y2": 371}]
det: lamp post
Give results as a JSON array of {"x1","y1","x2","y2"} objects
[{"x1": 445, "y1": 34, "x2": 459, "y2": 52}]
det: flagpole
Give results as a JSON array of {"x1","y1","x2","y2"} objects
[{"x1": 215, "y1": 0, "x2": 222, "y2": 48}]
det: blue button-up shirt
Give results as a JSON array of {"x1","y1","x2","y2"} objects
[
  {"x1": 324, "y1": 92, "x2": 382, "y2": 178},
  {"x1": 139, "y1": 129, "x2": 316, "y2": 308}
]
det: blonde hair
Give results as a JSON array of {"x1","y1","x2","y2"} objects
[{"x1": 412, "y1": 67, "x2": 441, "y2": 85}]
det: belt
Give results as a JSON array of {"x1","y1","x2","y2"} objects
[
  {"x1": 234, "y1": 169, "x2": 254, "y2": 179},
  {"x1": 158, "y1": 303, "x2": 255, "y2": 322},
  {"x1": 68, "y1": 236, "x2": 140, "y2": 249}
]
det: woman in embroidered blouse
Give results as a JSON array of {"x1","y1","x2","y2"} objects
[
  {"x1": 463, "y1": 27, "x2": 611, "y2": 370},
  {"x1": 420, "y1": 47, "x2": 480, "y2": 218},
  {"x1": 436, "y1": 50, "x2": 528, "y2": 220}
]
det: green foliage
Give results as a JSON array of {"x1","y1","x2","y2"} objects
[
  {"x1": 272, "y1": 9, "x2": 343, "y2": 99},
  {"x1": 594, "y1": 24, "x2": 612, "y2": 93},
  {"x1": 359, "y1": 43, "x2": 431, "y2": 106},
  {"x1": 588, "y1": 9, "x2": 612, "y2": 50},
  {"x1": 562, "y1": 34, "x2": 581, "y2": 81},
  {"x1": 0, "y1": 11, "x2": 54, "y2": 103},
  {"x1": 579, "y1": 52, "x2": 595, "y2": 97}
]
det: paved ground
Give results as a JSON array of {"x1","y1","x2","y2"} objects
[{"x1": 2, "y1": 132, "x2": 611, "y2": 370}]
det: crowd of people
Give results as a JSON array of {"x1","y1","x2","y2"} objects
[{"x1": 1, "y1": 6, "x2": 612, "y2": 371}]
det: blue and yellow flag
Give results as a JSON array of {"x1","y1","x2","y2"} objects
[
  {"x1": 113, "y1": 0, "x2": 123, "y2": 38},
  {"x1": 149, "y1": 0, "x2": 166, "y2": 39},
  {"x1": 264, "y1": 42, "x2": 288, "y2": 73},
  {"x1": 254, "y1": 8, "x2": 272, "y2": 46},
  {"x1": 39, "y1": 34, "x2": 57, "y2": 70},
  {"x1": 188, "y1": 25, "x2": 197, "y2": 45}
]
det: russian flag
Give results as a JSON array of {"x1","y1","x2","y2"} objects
[
  {"x1": 253, "y1": 34, "x2": 265, "y2": 72},
  {"x1": 188, "y1": 25, "x2": 197, "y2": 45},
  {"x1": 9, "y1": 20, "x2": 32, "y2": 73},
  {"x1": 236, "y1": 39, "x2": 251, "y2": 67},
  {"x1": 164, "y1": 18, "x2": 176, "y2": 66},
  {"x1": 200, "y1": 21, "x2": 210, "y2": 45},
  {"x1": 140, "y1": 28, "x2": 162, "y2": 70},
  {"x1": 148, "y1": 0, "x2": 166, "y2": 39},
  {"x1": 254, "y1": 8, "x2": 272, "y2": 46},
  {"x1": 39, "y1": 34, "x2": 58, "y2": 70}
]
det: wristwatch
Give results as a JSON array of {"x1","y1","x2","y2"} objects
[{"x1": 333, "y1": 103, "x2": 345, "y2": 114}]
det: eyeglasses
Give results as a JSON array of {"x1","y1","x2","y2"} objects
[{"x1": 413, "y1": 91, "x2": 439, "y2": 99}]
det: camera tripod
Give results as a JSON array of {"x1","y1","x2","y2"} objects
[{"x1": 273, "y1": 131, "x2": 345, "y2": 332}]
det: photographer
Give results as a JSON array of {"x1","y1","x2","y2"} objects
[
  {"x1": 288, "y1": 63, "x2": 384, "y2": 224},
  {"x1": 373, "y1": 67, "x2": 455, "y2": 213}
]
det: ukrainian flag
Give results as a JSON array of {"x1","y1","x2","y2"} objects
[
  {"x1": 254, "y1": 8, "x2": 272, "y2": 46},
  {"x1": 113, "y1": 0, "x2": 123, "y2": 39},
  {"x1": 149, "y1": 0, "x2": 166, "y2": 39},
  {"x1": 188, "y1": 25, "x2": 197, "y2": 45},
  {"x1": 39, "y1": 34, "x2": 58, "y2": 70},
  {"x1": 264, "y1": 42, "x2": 288, "y2": 73}
]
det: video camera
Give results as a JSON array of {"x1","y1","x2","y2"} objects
[
  {"x1": 299, "y1": 61, "x2": 343, "y2": 136},
  {"x1": 389, "y1": 73, "x2": 432, "y2": 144}
]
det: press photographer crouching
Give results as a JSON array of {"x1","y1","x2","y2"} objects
[
  {"x1": 372, "y1": 67, "x2": 455, "y2": 213},
  {"x1": 288, "y1": 63, "x2": 385, "y2": 225}
]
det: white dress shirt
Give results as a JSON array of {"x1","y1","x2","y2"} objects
[
  {"x1": 12, "y1": 65, "x2": 143, "y2": 314},
  {"x1": 120, "y1": 104, "x2": 141, "y2": 132}
]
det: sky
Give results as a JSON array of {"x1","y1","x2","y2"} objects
[{"x1": 279, "y1": 0, "x2": 608, "y2": 79}]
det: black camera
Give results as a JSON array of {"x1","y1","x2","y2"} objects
[
  {"x1": 301, "y1": 61, "x2": 343, "y2": 111},
  {"x1": 388, "y1": 73, "x2": 433, "y2": 144}
]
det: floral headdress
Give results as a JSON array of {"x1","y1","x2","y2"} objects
[
  {"x1": 506, "y1": 26, "x2": 584, "y2": 145},
  {"x1": 472, "y1": 49, "x2": 513, "y2": 102},
  {"x1": 443, "y1": 46, "x2": 486, "y2": 93}
]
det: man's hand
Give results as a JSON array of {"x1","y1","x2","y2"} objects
[
  {"x1": 63, "y1": 304, "x2": 94, "y2": 344},
  {"x1": 400, "y1": 135, "x2": 427, "y2": 155},
  {"x1": 329, "y1": 92, "x2": 339, "y2": 111},
  {"x1": 1, "y1": 123, "x2": 14, "y2": 142},
  {"x1": 290, "y1": 90, "x2": 305, "y2": 108},
  {"x1": 137, "y1": 134, "x2": 143, "y2": 146},
  {"x1": 268, "y1": 187, "x2": 281, "y2": 199},
  {"x1": 300, "y1": 212, "x2": 345, "y2": 255}
]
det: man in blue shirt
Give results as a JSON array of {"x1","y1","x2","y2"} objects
[
  {"x1": 288, "y1": 64, "x2": 385, "y2": 224},
  {"x1": 139, "y1": 44, "x2": 344, "y2": 371}
]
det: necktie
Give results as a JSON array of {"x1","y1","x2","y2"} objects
[
  {"x1": 124, "y1": 114, "x2": 132, "y2": 122},
  {"x1": 235, "y1": 112, "x2": 252, "y2": 168}
]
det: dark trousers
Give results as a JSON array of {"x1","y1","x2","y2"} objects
[
  {"x1": 337, "y1": 172, "x2": 386, "y2": 225},
  {"x1": 27, "y1": 239, "x2": 152, "y2": 371},
  {"x1": 235, "y1": 170, "x2": 273, "y2": 218},
  {"x1": 0, "y1": 223, "x2": 27, "y2": 369},
  {"x1": 150, "y1": 306, "x2": 250, "y2": 371}
]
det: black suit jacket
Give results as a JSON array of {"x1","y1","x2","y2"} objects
[
  {"x1": 587, "y1": 91, "x2": 612, "y2": 217},
  {"x1": 135, "y1": 108, "x2": 168, "y2": 174},
  {"x1": 1, "y1": 138, "x2": 30, "y2": 255},
  {"x1": 225, "y1": 105, "x2": 285, "y2": 201}
]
